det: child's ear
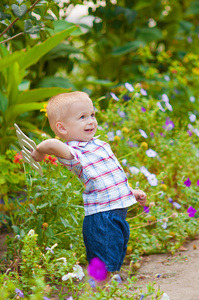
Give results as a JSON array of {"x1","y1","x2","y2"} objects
[{"x1": 56, "y1": 122, "x2": 68, "y2": 135}]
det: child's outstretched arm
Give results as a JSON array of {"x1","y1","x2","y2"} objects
[
  {"x1": 31, "y1": 139, "x2": 73, "y2": 162},
  {"x1": 130, "y1": 188, "x2": 147, "y2": 206}
]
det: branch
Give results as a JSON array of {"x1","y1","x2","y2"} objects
[
  {"x1": 0, "y1": 0, "x2": 41, "y2": 38},
  {"x1": 0, "y1": 32, "x2": 23, "y2": 44}
]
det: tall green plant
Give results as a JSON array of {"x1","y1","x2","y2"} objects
[{"x1": 0, "y1": 25, "x2": 77, "y2": 153}]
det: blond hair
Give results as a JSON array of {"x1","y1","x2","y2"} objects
[{"x1": 47, "y1": 91, "x2": 90, "y2": 132}]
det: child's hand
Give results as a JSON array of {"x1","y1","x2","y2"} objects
[
  {"x1": 30, "y1": 149, "x2": 46, "y2": 162},
  {"x1": 130, "y1": 188, "x2": 147, "y2": 206}
]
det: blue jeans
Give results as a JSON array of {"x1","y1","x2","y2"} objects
[{"x1": 83, "y1": 208, "x2": 130, "y2": 272}]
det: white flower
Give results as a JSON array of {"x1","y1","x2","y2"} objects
[
  {"x1": 189, "y1": 96, "x2": 195, "y2": 103},
  {"x1": 28, "y1": 229, "x2": 35, "y2": 236},
  {"x1": 146, "y1": 149, "x2": 158, "y2": 158},
  {"x1": 62, "y1": 273, "x2": 77, "y2": 281},
  {"x1": 189, "y1": 113, "x2": 196, "y2": 122},
  {"x1": 125, "y1": 82, "x2": 134, "y2": 92},
  {"x1": 140, "y1": 166, "x2": 151, "y2": 177},
  {"x1": 139, "y1": 129, "x2": 148, "y2": 138},
  {"x1": 57, "y1": 257, "x2": 67, "y2": 266},
  {"x1": 165, "y1": 102, "x2": 173, "y2": 111},
  {"x1": 162, "y1": 94, "x2": 169, "y2": 103},
  {"x1": 116, "y1": 130, "x2": 122, "y2": 136},
  {"x1": 110, "y1": 92, "x2": 119, "y2": 101},
  {"x1": 73, "y1": 265, "x2": 85, "y2": 280},
  {"x1": 107, "y1": 131, "x2": 114, "y2": 141},
  {"x1": 122, "y1": 159, "x2": 127, "y2": 166},
  {"x1": 161, "y1": 293, "x2": 170, "y2": 300},
  {"x1": 147, "y1": 174, "x2": 158, "y2": 186},
  {"x1": 157, "y1": 101, "x2": 165, "y2": 112},
  {"x1": 164, "y1": 75, "x2": 170, "y2": 81},
  {"x1": 129, "y1": 166, "x2": 140, "y2": 175},
  {"x1": 140, "y1": 88, "x2": 147, "y2": 96}
]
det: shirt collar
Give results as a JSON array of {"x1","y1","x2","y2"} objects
[{"x1": 66, "y1": 136, "x2": 100, "y2": 147}]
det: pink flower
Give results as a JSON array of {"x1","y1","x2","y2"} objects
[
  {"x1": 187, "y1": 206, "x2": 197, "y2": 218},
  {"x1": 88, "y1": 258, "x2": 107, "y2": 282}
]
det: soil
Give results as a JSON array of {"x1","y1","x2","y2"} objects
[{"x1": 1, "y1": 234, "x2": 199, "y2": 300}]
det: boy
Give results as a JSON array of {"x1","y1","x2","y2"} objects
[{"x1": 31, "y1": 91, "x2": 146, "y2": 282}]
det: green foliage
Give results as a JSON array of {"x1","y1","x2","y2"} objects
[{"x1": 0, "y1": 25, "x2": 77, "y2": 153}]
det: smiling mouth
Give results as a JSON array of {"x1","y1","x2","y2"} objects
[{"x1": 85, "y1": 129, "x2": 94, "y2": 132}]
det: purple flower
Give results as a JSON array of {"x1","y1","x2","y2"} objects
[
  {"x1": 88, "y1": 278, "x2": 96, "y2": 288},
  {"x1": 15, "y1": 288, "x2": 24, "y2": 298},
  {"x1": 187, "y1": 130, "x2": 193, "y2": 136},
  {"x1": 168, "y1": 197, "x2": 173, "y2": 203},
  {"x1": 187, "y1": 206, "x2": 197, "y2": 217},
  {"x1": 44, "y1": 297, "x2": 51, "y2": 300},
  {"x1": 110, "y1": 92, "x2": 119, "y2": 101},
  {"x1": 88, "y1": 257, "x2": 107, "y2": 282},
  {"x1": 45, "y1": 247, "x2": 54, "y2": 254},
  {"x1": 197, "y1": 180, "x2": 199, "y2": 186},
  {"x1": 143, "y1": 206, "x2": 150, "y2": 213},
  {"x1": 173, "y1": 202, "x2": 181, "y2": 209},
  {"x1": 123, "y1": 95, "x2": 131, "y2": 101},
  {"x1": 184, "y1": 177, "x2": 191, "y2": 187},
  {"x1": 139, "y1": 294, "x2": 144, "y2": 300},
  {"x1": 161, "y1": 222, "x2": 167, "y2": 229},
  {"x1": 150, "y1": 132, "x2": 154, "y2": 138},
  {"x1": 140, "y1": 88, "x2": 147, "y2": 96},
  {"x1": 163, "y1": 118, "x2": 175, "y2": 130},
  {"x1": 141, "y1": 107, "x2": 146, "y2": 112}
]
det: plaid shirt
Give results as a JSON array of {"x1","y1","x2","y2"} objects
[{"x1": 58, "y1": 137, "x2": 137, "y2": 216}]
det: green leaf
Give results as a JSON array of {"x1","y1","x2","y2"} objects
[
  {"x1": 35, "y1": 77, "x2": 76, "y2": 90},
  {"x1": 179, "y1": 21, "x2": 193, "y2": 32},
  {"x1": 0, "y1": 51, "x2": 24, "y2": 72},
  {"x1": 12, "y1": 225, "x2": 20, "y2": 234},
  {"x1": 0, "y1": 175, "x2": 6, "y2": 184},
  {"x1": 134, "y1": 0, "x2": 152, "y2": 10},
  {"x1": 29, "y1": 203, "x2": 37, "y2": 214},
  {"x1": 5, "y1": 102, "x2": 46, "y2": 123},
  {"x1": 24, "y1": 20, "x2": 41, "y2": 34},
  {"x1": 60, "y1": 216, "x2": 69, "y2": 228},
  {"x1": 17, "y1": 87, "x2": 72, "y2": 104},
  {"x1": 112, "y1": 41, "x2": 143, "y2": 56},
  {"x1": 12, "y1": 4, "x2": 27, "y2": 19},
  {"x1": 18, "y1": 26, "x2": 77, "y2": 70},
  {"x1": 136, "y1": 27, "x2": 163, "y2": 42},
  {"x1": 86, "y1": 78, "x2": 117, "y2": 86},
  {"x1": 186, "y1": 1, "x2": 199, "y2": 15},
  {"x1": 0, "y1": 91, "x2": 8, "y2": 113},
  {"x1": 48, "y1": 20, "x2": 83, "y2": 36}
]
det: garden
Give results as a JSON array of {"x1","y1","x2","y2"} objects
[{"x1": 0, "y1": 0, "x2": 199, "y2": 299}]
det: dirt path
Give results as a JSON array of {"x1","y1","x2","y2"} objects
[
  {"x1": 133, "y1": 238, "x2": 199, "y2": 300},
  {"x1": 1, "y1": 234, "x2": 199, "y2": 299}
]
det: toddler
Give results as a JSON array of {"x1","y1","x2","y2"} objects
[{"x1": 31, "y1": 91, "x2": 146, "y2": 283}]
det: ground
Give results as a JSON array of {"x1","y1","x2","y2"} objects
[{"x1": 1, "y1": 234, "x2": 199, "y2": 299}]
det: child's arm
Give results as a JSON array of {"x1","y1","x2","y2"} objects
[
  {"x1": 31, "y1": 138, "x2": 73, "y2": 162},
  {"x1": 130, "y1": 188, "x2": 147, "y2": 206}
]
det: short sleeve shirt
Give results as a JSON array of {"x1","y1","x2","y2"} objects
[{"x1": 58, "y1": 137, "x2": 137, "y2": 216}]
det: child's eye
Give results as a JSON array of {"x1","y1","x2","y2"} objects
[
  {"x1": 91, "y1": 113, "x2": 95, "y2": 117},
  {"x1": 80, "y1": 115, "x2": 85, "y2": 119}
]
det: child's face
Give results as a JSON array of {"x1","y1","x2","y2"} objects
[{"x1": 60, "y1": 97, "x2": 98, "y2": 142}]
